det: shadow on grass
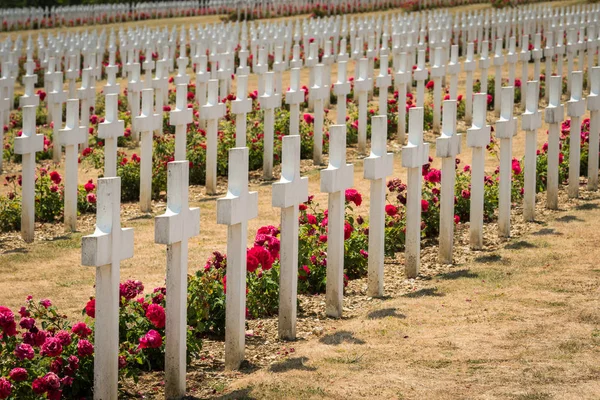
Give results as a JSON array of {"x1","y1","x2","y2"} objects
[
  {"x1": 269, "y1": 356, "x2": 317, "y2": 373},
  {"x1": 531, "y1": 228, "x2": 562, "y2": 236},
  {"x1": 505, "y1": 240, "x2": 537, "y2": 250},
  {"x1": 575, "y1": 202, "x2": 598, "y2": 211},
  {"x1": 555, "y1": 215, "x2": 583, "y2": 223},
  {"x1": 319, "y1": 330, "x2": 366, "y2": 346},
  {"x1": 474, "y1": 254, "x2": 503, "y2": 264},
  {"x1": 208, "y1": 387, "x2": 257, "y2": 400},
  {"x1": 437, "y1": 269, "x2": 479, "y2": 280},
  {"x1": 367, "y1": 308, "x2": 406, "y2": 320},
  {"x1": 403, "y1": 287, "x2": 444, "y2": 298}
]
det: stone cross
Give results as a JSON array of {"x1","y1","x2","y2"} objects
[
  {"x1": 321, "y1": 124, "x2": 354, "y2": 318},
  {"x1": 194, "y1": 54, "x2": 209, "y2": 127},
  {"x1": 520, "y1": 34, "x2": 530, "y2": 105},
  {"x1": 14, "y1": 106, "x2": 43, "y2": 243},
  {"x1": 478, "y1": 40, "x2": 491, "y2": 93},
  {"x1": 566, "y1": 29, "x2": 577, "y2": 94},
  {"x1": 0, "y1": 87, "x2": 9, "y2": 172},
  {"x1": 587, "y1": 27, "x2": 597, "y2": 92},
  {"x1": 135, "y1": 88, "x2": 161, "y2": 212},
  {"x1": 237, "y1": 49, "x2": 250, "y2": 76},
  {"x1": 231, "y1": 75, "x2": 252, "y2": 148},
  {"x1": 466, "y1": 94, "x2": 491, "y2": 249},
  {"x1": 333, "y1": 61, "x2": 351, "y2": 125},
  {"x1": 493, "y1": 39, "x2": 504, "y2": 114},
  {"x1": 545, "y1": 76, "x2": 564, "y2": 210},
  {"x1": 447, "y1": 45, "x2": 460, "y2": 100},
  {"x1": 103, "y1": 62, "x2": 120, "y2": 96},
  {"x1": 309, "y1": 65, "x2": 328, "y2": 165},
  {"x1": 19, "y1": 58, "x2": 39, "y2": 109},
  {"x1": 506, "y1": 37, "x2": 518, "y2": 87},
  {"x1": 403, "y1": 107, "x2": 430, "y2": 278},
  {"x1": 260, "y1": 72, "x2": 282, "y2": 179},
  {"x1": 143, "y1": 49, "x2": 155, "y2": 89},
  {"x1": 464, "y1": 42, "x2": 476, "y2": 124},
  {"x1": 431, "y1": 47, "x2": 444, "y2": 133},
  {"x1": 375, "y1": 54, "x2": 391, "y2": 118},
  {"x1": 59, "y1": 99, "x2": 87, "y2": 232},
  {"x1": 555, "y1": 30, "x2": 565, "y2": 82},
  {"x1": 285, "y1": 68, "x2": 304, "y2": 137},
  {"x1": 395, "y1": 52, "x2": 410, "y2": 143},
  {"x1": 272, "y1": 135, "x2": 308, "y2": 340},
  {"x1": 355, "y1": 58, "x2": 372, "y2": 155},
  {"x1": 170, "y1": 83, "x2": 193, "y2": 161},
  {"x1": 127, "y1": 62, "x2": 143, "y2": 143},
  {"x1": 81, "y1": 177, "x2": 134, "y2": 400},
  {"x1": 254, "y1": 47, "x2": 268, "y2": 97},
  {"x1": 47, "y1": 71, "x2": 66, "y2": 162},
  {"x1": 217, "y1": 147, "x2": 258, "y2": 370},
  {"x1": 98, "y1": 94, "x2": 125, "y2": 178},
  {"x1": 155, "y1": 161, "x2": 200, "y2": 398},
  {"x1": 413, "y1": 49, "x2": 428, "y2": 107},
  {"x1": 65, "y1": 54, "x2": 79, "y2": 99},
  {"x1": 521, "y1": 81, "x2": 542, "y2": 222},
  {"x1": 364, "y1": 116, "x2": 393, "y2": 296},
  {"x1": 566, "y1": 71, "x2": 586, "y2": 199},
  {"x1": 544, "y1": 31, "x2": 555, "y2": 99},
  {"x1": 587, "y1": 67, "x2": 600, "y2": 191},
  {"x1": 201, "y1": 79, "x2": 225, "y2": 195},
  {"x1": 531, "y1": 33, "x2": 543, "y2": 83},
  {"x1": 78, "y1": 68, "x2": 96, "y2": 150},
  {"x1": 153, "y1": 59, "x2": 169, "y2": 126},
  {"x1": 436, "y1": 100, "x2": 461, "y2": 263},
  {"x1": 495, "y1": 87, "x2": 518, "y2": 238},
  {"x1": 174, "y1": 43, "x2": 190, "y2": 86}
]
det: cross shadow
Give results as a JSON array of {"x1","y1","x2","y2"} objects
[
  {"x1": 437, "y1": 269, "x2": 479, "y2": 280},
  {"x1": 269, "y1": 356, "x2": 317, "y2": 373},
  {"x1": 575, "y1": 202, "x2": 598, "y2": 211},
  {"x1": 474, "y1": 254, "x2": 503, "y2": 263},
  {"x1": 200, "y1": 387, "x2": 257, "y2": 400},
  {"x1": 2, "y1": 247, "x2": 28, "y2": 255},
  {"x1": 505, "y1": 240, "x2": 537, "y2": 250},
  {"x1": 531, "y1": 228, "x2": 562, "y2": 236},
  {"x1": 367, "y1": 308, "x2": 406, "y2": 320},
  {"x1": 403, "y1": 287, "x2": 444, "y2": 298},
  {"x1": 319, "y1": 330, "x2": 366, "y2": 345},
  {"x1": 556, "y1": 215, "x2": 583, "y2": 223},
  {"x1": 128, "y1": 213, "x2": 154, "y2": 220}
]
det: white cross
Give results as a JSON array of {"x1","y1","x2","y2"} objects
[
  {"x1": 436, "y1": 100, "x2": 461, "y2": 263},
  {"x1": 14, "y1": 106, "x2": 43, "y2": 243},
  {"x1": 566, "y1": 71, "x2": 586, "y2": 199},
  {"x1": 355, "y1": 57, "x2": 372, "y2": 155},
  {"x1": 170, "y1": 83, "x2": 193, "y2": 161},
  {"x1": 231, "y1": 75, "x2": 252, "y2": 147},
  {"x1": 237, "y1": 49, "x2": 251, "y2": 76},
  {"x1": 272, "y1": 135, "x2": 308, "y2": 340},
  {"x1": 103, "y1": 63, "x2": 120, "y2": 96},
  {"x1": 82, "y1": 177, "x2": 134, "y2": 400},
  {"x1": 259, "y1": 72, "x2": 281, "y2": 179},
  {"x1": 217, "y1": 147, "x2": 258, "y2": 370},
  {"x1": 520, "y1": 34, "x2": 530, "y2": 105},
  {"x1": 155, "y1": 161, "x2": 200, "y2": 398},
  {"x1": 395, "y1": 51, "x2": 410, "y2": 143},
  {"x1": 201, "y1": 79, "x2": 225, "y2": 195},
  {"x1": 364, "y1": 115, "x2": 393, "y2": 296},
  {"x1": 19, "y1": 58, "x2": 39, "y2": 109},
  {"x1": 567, "y1": 29, "x2": 577, "y2": 94},
  {"x1": 48, "y1": 70, "x2": 66, "y2": 163},
  {"x1": 466, "y1": 93, "x2": 491, "y2": 249},
  {"x1": 126, "y1": 62, "x2": 143, "y2": 143},
  {"x1": 174, "y1": 43, "x2": 190, "y2": 86},
  {"x1": 544, "y1": 31, "x2": 555, "y2": 97},
  {"x1": 194, "y1": 54, "x2": 209, "y2": 125},
  {"x1": 447, "y1": 45, "x2": 460, "y2": 100},
  {"x1": 464, "y1": 42, "x2": 476, "y2": 124},
  {"x1": 413, "y1": 49, "x2": 428, "y2": 108},
  {"x1": 142, "y1": 49, "x2": 155, "y2": 89},
  {"x1": 254, "y1": 47, "x2": 268, "y2": 96},
  {"x1": 0, "y1": 83, "x2": 10, "y2": 172},
  {"x1": 290, "y1": 43, "x2": 303, "y2": 69},
  {"x1": 587, "y1": 27, "x2": 597, "y2": 92},
  {"x1": 544, "y1": 76, "x2": 565, "y2": 210},
  {"x1": 309, "y1": 65, "x2": 327, "y2": 166},
  {"x1": 59, "y1": 99, "x2": 87, "y2": 232},
  {"x1": 333, "y1": 61, "x2": 351, "y2": 125},
  {"x1": 320, "y1": 124, "x2": 354, "y2": 318},
  {"x1": 478, "y1": 40, "x2": 491, "y2": 93},
  {"x1": 521, "y1": 80, "x2": 542, "y2": 222},
  {"x1": 65, "y1": 54, "x2": 79, "y2": 99},
  {"x1": 493, "y1": 38, "x2": 504, "y2": 114},
  {"x1": 402, "y1": 107, "x2": 430, "y2": 278},
  {"x1": 555, "y1": 30, "x2": 565, "y2": 81},
  {"x1": 430, "y1": 47, "x2": 445, "y2": 133},
  {"x1": 506, "y1": 36, "x2": 518, "y2": 87},
  {"x1": 78, "y1": 68, "x2": 96, "y2": 151},
  {"x1": 587, "y1": 67, "x2": 600, "y2": 191},
  {"x1": 531, "y1": 33, "x2": 543, "y2": 83},
  {"x1": 376, "y1": 54, "x2": 392, "y2": 119},
  {"x1": 98, "y1": 93, "x2": 125, "y2": 178},
  {"x1": 153, "y1": 59, "x2": 169, "y2": 129}
]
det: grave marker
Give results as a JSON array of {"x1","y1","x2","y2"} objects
[
  {"x1": 566, "y1": 71, "x2": 585, "y2": 198},
  {"x1": 260, "y1": 72, "x2": 282, "y2": 178},
  {"x1": 98, "y1": 94, "x2": 125, "y2": 178},
  {"x1": 201, "y1": 79, "x2": 225, "y2": 194},
  {"x1": 587, "y1": 66, "x2": 600, "y2": 191},
  {"x1": 521, "y1": 81, "x2": 542, "y2": 222}
]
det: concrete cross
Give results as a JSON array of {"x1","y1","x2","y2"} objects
[
  {"x1": 155, "y1": 161, "x2": 200, "y2": 399},
  {"x1": 78, "y1": 68, "x2": 96, "y2": 151},
  {"x1": 587, "y1": 27, "x2": 597, "y2": 92},
  {"x1": 375, "y1": 54, "x2": 392, "y2": 119},
  {"x1": 14, "y1": 106, "x2": 43, "y2": 243},
  {"x1": 566, "y1": 29, "x2": 577, "y2": 94},
  {"x1": 464, "y1": 42, "x2": 477, "y2": 124},
  {"x1": 506, "y1": 36, "x2": 518, "y2": 87},
  {"x1": 273, "y1": 46, "x2": 287, "y2": 100},
  {"x1": 521, "y1": 81, "x2": 542, "y2": 222},
  {"x1": 544, "y1": 31, "x2": 555, "y2": 99},
  {"x1": 395, "y1": 52, "x2": 410, "y2": 143},
  {"x1": 466, "y1": 94, "x2": 491, "y2": 249},
  {"x1": 290, "y1": 44, "x2": 303, "y2": 69},
  {"x1": 254, "y1": 47, "x2": 268, "y2": 97},
  {"x1": 544, "y1": 76, "x2": 565, "y2": 210},
  {"x1": 201, "y1": 79, "x2": 226, "y2": 195},
  {"x1": 237, "y1": 49, "x2": 250, "y2": 76},
  {"x1": 436, "y1": 100, "x2": 461, "y2": 264},
  {"x1": 531, "y1": 33, "x2": 543, "y2": 83},
  {"x1": 355, "y1": 57, "x2": 372, "y2": 155},
  {"x1": 337, "y1": 38, "x2": 349, "y2": 63},
  {"x1": 285, "y1": 68, "x2": 304, "y2": 137},
  {"x1": 403, "y1": 107, "x2": 430, "y2": 278},
  {"x1": 135, "y1": 88, "x2": 161, "y2": 212},
  {"x1": 174, "y1": 43, "x2": 190, "y2": 86},
  {"x1": 217, "y1": 147, "x2": 258, "y2": 370},
  {"x1": 555, "y1": 30, "x2": 565, "y2": 82},
  {"x1": 364, "y1": 115, "x2": 393, "y2": 296},
  {"x1": 48, "y1": 71, "x2": 67, "y2": 163},
  {"x1": 478, "y1": 40, "x2": 491, "y2": 93},
  {"x1": 126, "y1": 62, "x2": 143, "y2": 143},
  {"x1": 19, "y1": 57, "x2": 39, "y2": 109},
  {"x1": 447, "y1": 45, "x2": 460, "y2": 101},
  {"x1": 82, "y1": 177, "x2": 134, "y2": 400},
  {"x1": 59, "y1": 99, "x2": 87, "y2": 232},
  {"x1": 142, "y1": 49, "x2": 155, "y2": 90},
  {"x1": 0, "y1": 87, "x2": 9, "y2": 172},
  {"x1": 65, "y1": 54, "x2": 79, "y2": 99},
  {"x1": 495, "y1": 86, "x2": 518, "y2": 238},
  {"x1": 103, "y1": 61, "x2": 120, "y2": 97},
  {"x1": 587, "y1": 67, "x2": 600, "y2": 191},
  {"x1": 272, "y1": 135, "x2": 308, "y2": 340},
  {"x1": 231, "y1": 75, "x2": 252, "y2": 148},
  {"x1": 98, "y1": 94, "x2": 125, "y2": 178},
  {"x1": 566, "y1": 71, "x2": 586, "y2": 199},
  {"x1": 493, "y1": 38, "x2": 504, "y2": 114},
  {"x1": 413, "y1": 49, "x2": 428, "y2": 108},
  {"x1": 260, "y1": 72, "x2": 282, "y2": 178},
  {"x1": 194, "y1": 54, "x2": 209, "y2": 128},
  {"x1": 309, "y1": 65, "x2": 328, "y2": 166},
  {"x1": 333, "y1": 61, "x2": 351, "y2": 125},
  {"x1": 520, "y1": 34, "x2": 530, "y2": 105},
  {"x1": 320, "y1": 124, "x2": 354, "y2": 318},
  {"x1": 153, "y1": 59, "x2": 169, "y2": 128},
  {"x1": 170, "y1": 83, "x2": 193, "y2": 161},
  {"x1": 431, "y1": 47, "x2": 445, "y2": 133}
]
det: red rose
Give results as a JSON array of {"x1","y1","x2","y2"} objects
[
  {"x1": 385, "y1": 204, "x2": 398, "y2": 216},
  {"x1": 139, "y1": 330, "x2": 162, "y2": 349},
  {"x1": 77, "y1": 339, "x2": 94, "y2": 357},
  {"x1": 85, "y1": 298, "x2": 95, "y2": 318},
  {"x1": 146, "y1": 304, "x2": 166, "y2": 329}
]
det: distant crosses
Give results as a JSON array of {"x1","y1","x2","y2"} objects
[
  {"x1": 521, "y1": 81, "x2": 542, "y2": 222},
  {"x1": 272, "y1": 135, "x2": 308, "y2": 340},
  {"x1": 82, "y1": 177, "x2": 134, "y2": 400},
  {"x1": 285, "y1": 68, "x2": 304, "y2": 136},
  {"x1": 464, "y1": 43, "x2": 476, "y2": 124},
  {"x1": 403, "y1": 107, "x2": 430, "y2": 278},
  {"x1": 375, "y1": 54, "x2": 391, "y2": 117},
  {"x1": 478, "y1": 40, "x2": 491, "y2": 93},
  {"x1": 495, "y1": 87, "x2": 517, "y2": 238},
  {"x1": 48, "y1": 71, "x2": 66, "y2": 162},
  {"x1": 467, "y1": 94, "x2": 492, "y2": 249},
  {"x1": 142, "y1": 48, "x2": 155, "y2": 89},
  {"x1": 413, "y1": 49, "x2": 428, "y2": 108},
  {"x1": 14, "y1": 106, "x2": 43, "y2": 243},
  {"x1": 0, "y1": 86, "x2": 9, "y2": 172},
  {"x1": 355, "y1": 58, "x2": 372, "y2": 155},
  {"x1": 395, "y1": 52, "x2": 410, "y2": 142},
  {"x1": 155, "y1": 161, "x2": 200, "y2": 399},
  {"x1": 231, "y1": 75, "x2": 252, "y2": 147},
  {"x1": 65, "y1": 54, "x2": 79, "y2": 99},
  {"x1": 364, "y1": 116, "x2": 393, "y2": 296},
  {"x1": 126, "y1": 62, "x2": 143, "y2": 143},
  {"x1": 260, "y1": 72, "x2": 282, "y2": 179},
  {"x1": 587, "y1": 67, "x2": 600, "y2": 191},
  {"x1": 201, "y1": 79, "x2": 225, "y2": 195},
  {"x1": 447, "y1": 45, "x2": 460, "y2": 101},
  {"x1": 493, "y1": 39, "x2": 504, "y2": 114},
  {"x1": 545, "y1": 76, "x2": 564, "y2": 210},
  {"x1": 566, "y1": 30, "x2": 577, "y2": 93},
  {"x1": 320, "y1": 125, "x2": 354, "y2": 317},
  {"x1": 555, "y1": 30, "x2": 565, "y2": 82},
  {"x1": 587, "y1": 27, "x2": 597, "y2": 92},
  {"x1": 310, "y1": 65, "x2": 328, "y2": 166},
  {"x1": 217, "y1": 147, "x2": 258, "y2": 370},
  {"x1": 169, "y1": 83, "x2": 193, "y2": 161},
  {"x1": 566, "y1": 71, "x2": 586, "y2": 199},
  {"x1": 59, "y1": 99, "x2": 87, "y2": 232},
  {"x1": 436, "y1": 101, "x2": 461, "y2": 264},
  {"x1": 135, "y1": 89, "x2": 161, "y2": 213},
  {"x1": 98, "y1": 94, "x2": 125, "y2": 178},
  {"x1": 333, "y1": 61, "x2": 351, "y2": 125},
  {"x1": 194, "y1": 54, "x2": 209, "y2": 111}
]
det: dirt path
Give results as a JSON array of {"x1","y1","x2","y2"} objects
[{"x1": 215, "y1": 194, "x2": 600, "y2": 400}]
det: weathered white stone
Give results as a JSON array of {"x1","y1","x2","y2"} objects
[
  {"x1": 545, "y1": 76, "x2": 564, "y2": 210},
  {"x1": 587, "y1": 66, "x2": 600, "y2": 191},
  {"x1": 260, "y1": 72, "x2": 282, "y2": 179},
  {"x1": 98, "y1": 94, "x2": 125, "y2": 178},
  {"x1": 521, "y1": 81, "x2": 542, "y2": 222},
  {"x1": 201, "y1": 79, "x2": 225, "y2": 194},
  {"x1": 566, "y1": 71, "x2": 586, "y2": 199},
  {"x1": 170, "y1": 83, "x2": 193, "y2": 161},
  {"x1": 231, "y1": 75, "x2": 252, "y2": 148}
]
